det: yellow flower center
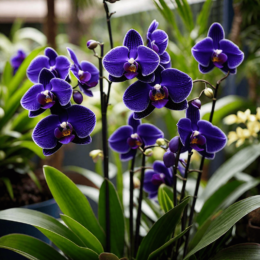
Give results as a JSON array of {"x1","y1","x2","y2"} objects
[
  {"x1": 62, "y1": 129, "x2": 72, "y2": 137},
  {"x1": 45, "y1": 96, "x2": 52, "y2": 103},
  {"x1": 128, "y1": 64, "x2": 137, "y2": 73},
  {"x1": 154, "y1": 92, "x2": 165, "y2": 101}
]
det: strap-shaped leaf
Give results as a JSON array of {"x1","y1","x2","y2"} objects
[
  {"x1": 44, "y1": 166, "x2": 105, "y2": 246},
  {"x1": 98, "y1": 179, "x2": 125, "y2": 257},
  {"x1": 148, "y1": 226, "x2": 191, "y2": 260},
  {"x1": 210, "y1": 243, "x2": 260, "y2": 260},
  {"x1": 61, "y1": 214, "x2": 104, "y2": 254},
  {"x1": 185, "y1": 195, "x2": 260, "y2": 259},
  {"x1": 158, "y1": 184, "x2": 173, "y2": 213},
  {"x1": 136, "y1": 196, "x2": 191, "y2": 260},
  {"x1": 0, "y1": 234, "x2": 66, "y2": 260}
]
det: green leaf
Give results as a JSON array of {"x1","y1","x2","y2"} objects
[
  {"x1": 148, "y1": 226, "x2": 191, "y2": 260},
  {"x1": 44, "y1": 166, "x2": 105, "y2": 246},
  {"x1": 185, "y1": 195, "x2": 260, "y2": 259},
  {"x1": 0, "y1": 208, "x2": 83, "y2": 246},
  {"x1": 2, "y1": 61, "x2": 13, "y2": 86},
  {"x1": 200, "y1": 144, "x2": 260, "y2": 202},
  {"x1": 7, "y1": 46, "x2": 45, "y2": 97},
  {"x1": 158, "y1": 184, "x2": 174, "y2": 212},
  {"x1": 201, "y1": 95, "x2": 246, "y2": 125},
  {"x1": 113, "y1": 151, "x2": 123, "y2": 205},
  {"x1": 0, "y1": 234, "x2": 66, "y2": 260},
  {"x1": 98, "y1": 179, "x2": 125, "y2": 257},
  {"x1": 0, "y1": 79, "x2": 33, "y2": 129},
  {"x1": 27, "y1": 170, "x2": 42, "y2": 191},
  {"x1": 99, "y1": 253, "x2": 120, "y2": 260},
  {"x1": 61, "y1": 214, "x2": 104, "y2": 254},
  {"x1": 136, "y1": 196, "x2": 191, "y2": 260},
  {"x1": 0, "y1": 177, "x2": 14, "y2": 199},
  {"x1": 64, "y1": 165, "x2": 103, "y2": 187},
  {"x1": 196, "y1": 0, "x2": 213, "y2": 35},
  {"x1": 209, "y1": 243, "x2": 260, "y2": 260}
]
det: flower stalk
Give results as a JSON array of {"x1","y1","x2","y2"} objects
[
  {"x1": 183, "y1": 71, "x2": 230, "y2": 257},
  {"x1": 134, "y1": 152, "x2": 146, "y2": 256}
]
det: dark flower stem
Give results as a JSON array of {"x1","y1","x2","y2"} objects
[
  {"x1": 172, "y1": 138, "x2": 183, "y2": 207},
  {"x1": 134, "y1": 152, "x2": 146, "y2": 257},
  {"x1": 183, "y1": 71, "x2": 230, "y2": 257},
  {"x1": 103, "y1": 1, "x2": 114, "y2": 49},
  {"x1": 129, "y1": 155, "x2": 136, "y2": 260}
]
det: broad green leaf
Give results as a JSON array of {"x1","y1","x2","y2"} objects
[
  {"x1": 13, "y1": 28, "x2": 47, "y2": 46},
  {"x1": 7, "y1": 46, "x2": 45, "y2": 97},
  {"x1": 136, "y1": 196, "x2": 191, "y2": 260},
  {"x1": 0, "y1": 208, "x2": 83, "y2": 246},
  {"x1": 201, "y1": 95, "x2": 246, "y2": 124},
  {"x1": 158, "y1": 184, "x2": 173, "y2": 212},
  {"x1": 197, "y1": 180, "x2": 243, "y2": 226},
  {"x1": 44, "y1": 166, "x2": 105, "y2": 246},
  {"x1": 209, "y1": 243, "x2": 260, "y2": 260},
  {"x1": 185, "y1": 195, "x2": 260, "y2": 259},
  {"x1": 99, "y1": 253, "x2": 119, "y2": 260},
  {"x1": 0, "y1": 177, "x2": 14, "y2": 199},
  {"x1": 200, "y1": 144, "x2": 260, "y2": 202},
  {"x1": 64, "y1": 165, "x2": 103, "y2": 187},
  {"x1": 77, "y1": 185, "x2": 99, "y2": 202},
  {"x1": 0, "y1": 234, "x2": 66, "y2": 260},
  {"x1": 98, "y1": 179, "x2": 125, "y2": 257},
  {"x1": 61, "y1": 214, "x2": 104, "y2": 254},
  {"x1": 148, "y1": 227, "x2": 191, "y2": 260},
  {"x1": 113, "y1": 151, "x2": 123, "y2": 204},
  {"x1": 2, "y1": 61, "x2": 13, "y2": 86}
]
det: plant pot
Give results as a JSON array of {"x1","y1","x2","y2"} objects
[{"x1": 0, "y1": 198, "x2": 60, "y2": 260}]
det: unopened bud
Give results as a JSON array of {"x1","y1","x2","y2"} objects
[
  {"x1": 89, "y1": 149, "x2": 103, "y2": 163},
  {"x1": 144, "y1": 149, "x2": 153, "y2": 157},
  {"x1": 106, "y1": 0, "x2": 120, "y2": 3},
  {"x1": 0, "y1": 150, "x2": 5, "y2": 160},
  {"x1": 191, "y1": 99, "x2": 201, "y2": 109},
  {"x1": 204, "y1": 88, "x2": 214, "y2": 99},
  {"x1": 87, "y1": 40, "x2": 99, "y2": 50},
  {"x1": 133, "y1": 176, "x2": 140, "y2": 189},
  {"x1": 169, "y1": 136, "x2": 180, "y2": 153},
  {"x1": 156, "y1": 138, "x2": 166, "y2": 146},
  {"x1": 73, "y1": 90, "x2": 83, "y2": 104}
]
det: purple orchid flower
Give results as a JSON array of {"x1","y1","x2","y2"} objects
[
  {"x1": 11, "y1": 50, "x2": 26, "y2": 74},
  {"x1": 143, "y1": 161, "x2": 173, "y2": 199},
  {"x1": 67, "y1": 48, "x2": 99, "y2": 97},
  {"x1": 32, "y1": 105, "x2": 96, "y2": 156},
  {"x1": 108, "y1": 113, "x2": 163, "y2": 161},
  {"x1": 21, "y1": 69, "x2": 72, "y2": 118},
  {"x1": 192, "y1": 23, "x2": 244, "y2": 74},
  {"x1": 27, "y1": 47, "x2": 70, "y2": 83},
  {"x1": 123, "y1": 66, "x2": 192, "y2": 119},
  {"x1": 103, "y1": 29, "x2": 160, "y2": 83},
  {"x1": 163, "y1": 148, "x2": 186, "y2": 173},
  {"x1": 177, "y1": 100, "x2": 227, "y2": 159},
  {"x1": 147, "y1": 20, "x2": 171, "y2": 69}
]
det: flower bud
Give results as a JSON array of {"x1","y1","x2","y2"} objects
[
  {"x1": 204, "y1": 88, "x2": 214, "y2": 99},
  {"x1": 163, "y1": 150, "x2": 175, "y2": 168},
  {"x1": 89, "y1": 149, "x2": 104, "y2": 163},
  {"x1": 191, "y1": 99, "x2": 201, "y2": 109},
  {"x1": 144, "y1": 149, "x2": 153, "y2": 157},
  {"x1": 156, "y1": 138, "x2": 166, "y2": 146},
  {"x1": 87, "y1": 40, "x2": 99, "y2": 50},
  {"x1": 73, "y1": 90, "x2": 83, "y2": 104},
  {"x1": 169, "y1": 136, "x2": 180, "y2": 153},
  {"x1": 133, "y1": 176, "x2": 140, "y2": 189},
  {"x1": 105, "y1": 0, "x2": 120, "y2": 3}
]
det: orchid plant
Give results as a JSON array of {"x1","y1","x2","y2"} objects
[{"x1": 1, "y1": 1, "x2": 260, "y2": 260}]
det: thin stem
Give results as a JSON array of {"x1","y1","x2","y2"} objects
[
  {"x1": 98, "y1": 44, "x2": 110, "y2": 252},
  {"x1": 129, "y1": 156, "x2": 136, "y2": 260},
  {"x1": 172, "y1": 138, "x2": 182, "y2": 207},
  {"x1": 134, "y1": 153, "x2": 146, "y2": 256},
  {"x1": 103, "y1": 1, "x2": 114, "y2": 49},
  {"x1": 106, "y1": 81, "x2": 112, "y2": 107},
  {"x1": 183, "y1": 72, "x2": 230, "y2": 257},
  {"x1": 192, "y1": 79, "x2": 215, "y2": 89}
]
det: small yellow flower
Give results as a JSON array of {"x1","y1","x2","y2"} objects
[
  {"x1": 237, "y1": 109, "x2": 251, "y2": 123},
  {"x1": 89, "y1": 149, "x2": 104, "y2": 163},
  {"x1": 223, "y1": 114, "x2": 237, "y2": 125},
  {"x1": 256, "y1": 108, "x2": 260, "y2": 120},
  {"x1": 247, "y1": 121, "x2": 260, "y2": 137}
]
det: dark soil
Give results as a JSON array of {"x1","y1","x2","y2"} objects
[{"x1": 0, "y1": 170, "x2": 53, "y2": 210}]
